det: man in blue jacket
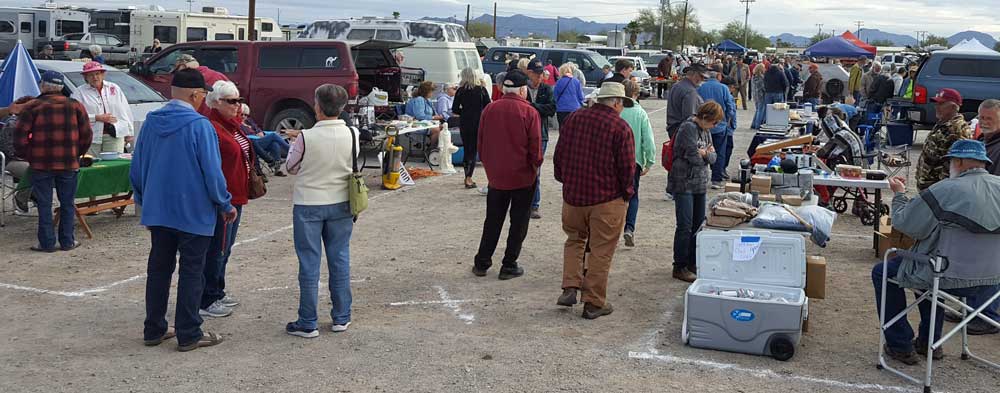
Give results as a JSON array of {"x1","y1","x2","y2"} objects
[
  {"x1": 130, "y1": 69, "x2": 236, "y2": 352},
  {"x1": 697, "y1": 68, "x2": 736, "y2": 188}
]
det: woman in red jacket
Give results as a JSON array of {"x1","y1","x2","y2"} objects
[{"x1": 200, "y1": 80, "x2": 255, "y2": 318}]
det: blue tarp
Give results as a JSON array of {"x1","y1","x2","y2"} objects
[
  {"x1": 715, "y1": 39, "x2": 747, "y2": 53},
  {"x1": 803, "y1": 36, "x2": 876, "y2": 59},
  {"x1": 0, "y1": 41, "x2": 41, "y2": 107}
]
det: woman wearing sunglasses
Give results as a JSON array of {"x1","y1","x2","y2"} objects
[
  {"x1": 199, "y1": 80, "x2": 256, "y2": 319},
  {"x1": 667, "y1": 101, "x2": 722, "y2": 283}
]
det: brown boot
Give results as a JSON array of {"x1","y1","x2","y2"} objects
[
  {"x1": 582, "y1": 302, "x2": 613, "y2": 319},
  {"x1": 672, "y1": 268, "x2": 697, "y2": 283},
  {"x1": 556, "y1": 288, "x2": 578, "y2": 307}
]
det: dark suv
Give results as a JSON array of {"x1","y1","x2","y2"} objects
[{"x1": 482, "y1": 47, "x2": 611, "y2": 86}]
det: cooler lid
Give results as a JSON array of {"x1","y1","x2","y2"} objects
[{"x1": 696, "y1": 229, "x2": 806, "y2": 288}]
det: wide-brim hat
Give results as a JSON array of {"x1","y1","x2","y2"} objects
[
  {"x1": 594, "y1": 82, "x2": 635, "y2": 108},
  {"x1": 682, "y1": 63, "x2": 710, "y2": 79},
  {"x1": 944, "y1": 139, "x2": 992, "y2": 164},
  {"x1": 81, "y1": 61, "x2": 107, "y2": 74}
]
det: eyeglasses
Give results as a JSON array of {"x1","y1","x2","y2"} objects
[{"x1": 222, "y1": 98, "x2": 245, "y2": 105}]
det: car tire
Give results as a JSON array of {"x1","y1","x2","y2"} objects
[{"x1": 269, "y1": 108, "x2": 315, "y2": 132}]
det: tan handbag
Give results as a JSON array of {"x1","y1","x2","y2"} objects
[{"x1": 348, "y1": 126, "x2": 368, "y2": 216}]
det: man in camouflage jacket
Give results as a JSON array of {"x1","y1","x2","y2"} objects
[{"x1": 916, "y1": 88, "x2": 971, "y2": 191}]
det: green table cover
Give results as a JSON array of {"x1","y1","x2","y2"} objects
[{"x1": 20, "y1": 159, "x2": 133, "y2": 199}]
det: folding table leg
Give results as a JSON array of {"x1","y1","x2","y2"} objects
[{"x1": 76, "y1": 210, "x2": 94, "y2": 239}]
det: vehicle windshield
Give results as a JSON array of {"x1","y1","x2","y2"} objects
[
  {"x1": 649, "y1": 54, "x2": 668, "y2": 64},
  {"x1": 61, "y1": 33, "x2": 86, "y2": 41},
  {"x1": 63, "y1": 71, "x2": 166, "y2": 104},
  {"x1": 589, "y1": 53, "x2": 611, "y2": 69}
]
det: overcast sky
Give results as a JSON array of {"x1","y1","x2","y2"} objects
[{"x1": 5, "y1": 0, "x2": 998, "y2": 37}]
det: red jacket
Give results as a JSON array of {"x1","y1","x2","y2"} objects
[
  {"x1": 477, "y1": 93, "x2": 543, "y2": 190},
  {"x1": 544, "y1": 64, "x2": 558, "y2": 85},
  {"x1": 197, "y1": 66, "x2": 230, "y2": 116},
  {"x1": 209, "y1": 110, "x2": 252, "y2": 206}
]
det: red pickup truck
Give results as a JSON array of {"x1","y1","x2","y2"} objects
[{"x1": 130, "y1": 40, "x2": 421, "y2": 130}]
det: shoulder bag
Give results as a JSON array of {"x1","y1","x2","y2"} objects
[{"x1": 348, "y1": 126, "x2": 369, "y2": 216}]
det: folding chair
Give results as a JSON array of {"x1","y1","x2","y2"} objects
[
  {"x1": 877, "y1": 121, "x2": 914, "y2": 180},
  {"x1": 877, "y1": 242, "x2": 1000, "y2": 393},
  {"x1": 1, "y1": 151, "x2": 7, "y2": 227}
]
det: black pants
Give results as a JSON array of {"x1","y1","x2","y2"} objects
[
  {"x1": 144, "y1": 226, "x2": 212, "y2": 345},
  {"x1": 460, "y1": 125, "x2": 479, "y2": 178},
  {"x1": 556, "y1": 111, "x2": 572, "y2": 128},
  {"x1": 474, "y1": 186, "x2": 535, "y2": 270}
]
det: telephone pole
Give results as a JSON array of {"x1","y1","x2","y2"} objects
[
  {"x1": 492, "y1": 2, "x2": 497, "y2": 38},
  {"x1": 854, "y1": 20, "x2": 864, "y2": 38},
  {"x1": 739, "y1": 0, "x2": 755, "y2": 49},
  {"x1": 658, "y1": 0, "x2": 668, "y2": 48},
  {"x1": 815, "y1": 23, "x2": 823, "y2": 35},
  {"x1": 247, "y1": 0, "x2": 256, "y2": 40},
  {"x1": 465, "y1": 4, "x2": 470, "y2": 29},
  {"x1": 915, "y1": 30, "x2": 927, "y2": 45},
  {"x1": 555, "y1": 17, "x2": 560, "y2": 42},
  {"x1": 680, "y1": 1, "x2": 688, "y2": 53}
]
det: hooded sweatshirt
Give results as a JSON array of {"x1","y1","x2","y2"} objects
[{"x1": 130, "y1": 100, "x2": 233, "y2": 236}]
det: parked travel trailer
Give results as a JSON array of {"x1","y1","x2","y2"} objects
[
  {"x1": 0, "y1": 5, "x2": 89, "y2": 57},
  {"x1": 297, "y1": 17, "x2": 481, "y2": 85},
  {"x1": 128, "y1": 7, "x2": 280, "y2": 54}
]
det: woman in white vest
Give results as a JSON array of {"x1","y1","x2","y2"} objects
[{"x1": 283, "y1": 84, "x2": 359, "y2": 339}]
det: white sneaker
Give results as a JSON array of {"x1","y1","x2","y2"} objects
[
  {"x1": 331, "y1": 321, "x2": 351, "y2": 333},
  {"x1": 477, "y1": 186, "x2": 489, "y2": 196},
  {"x1": 219, "y1": 295, "x2": 240, "y2": 308},
  {"x1": 663, "y1": 192, "x2": 674, "y2": 201},
  {"x1": 711, "y1": 181, "x2": 724, "y2": 190},
  {"x1": 199, "y1": 300, "x2": 232, "y2": 318}
]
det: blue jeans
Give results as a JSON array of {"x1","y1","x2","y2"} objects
[
  {"x1": 531, "y1": 140, "x2": 549, "y2": 210},
  {"x1": 852, "y1": 91, "x2": 862, "y2": 107},
  {"x1": 751, "y1": 100, "x2": 766, "y2": 129},
  {"x1": 201, "y1": 205, "x2": 243, "y2": 309},
  {"x1": 144, "y1": 226, "x2": 212, "y2": 345},
  {"x1": 673, "y1": 193, "x2": 706, "y2": 271},
  {"x1": 31, "y1": 170, "x2": 78, "y2": 250},
  {"x1": 710, "y1": 133, "x2": 729, "y2": 182},
  {"x1": 872, "y1": 257, "x2": 1000, "y2": 352},
  {"x1": 625, "y1": 165, "x2": 642, "y2": 233},
  {"x1": 293, "y1": 202, "x2": 354, "y2": 329},
  {"x1": 724, "y1": 134, "x2": 734, "y2": 170},
  {"x1": 252, "y1": 133, "x2": 290, "y2": 163},
  {"x1": 964, "y1": 294, "x2": 1000, "y2": 323}
]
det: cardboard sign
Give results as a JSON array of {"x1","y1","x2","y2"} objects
[
  {"x1": 399, "y1": 166, "x2": 415, "y2": 186},
  {"x1": 733, "y1": 236, "x2": 762, "y2": 261}
]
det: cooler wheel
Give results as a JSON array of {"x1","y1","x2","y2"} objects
[{"x1": 769, "y1": 335, "x2": 795, "y2": 361}]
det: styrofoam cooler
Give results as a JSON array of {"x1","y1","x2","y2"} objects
[{"x1": 682, "y1": 230, "x2": 808, "y2": 361}]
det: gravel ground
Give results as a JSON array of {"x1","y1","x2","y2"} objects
[{"x1": 1, "y1": 99, "x2": 997, "y2": 393}]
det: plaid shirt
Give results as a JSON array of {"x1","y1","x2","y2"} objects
[
  {"x1": 554, "y1": 103, "x2": 635, "y2": 207},
  {"x1": 14, "y1": 93, "x2": 93, "y2": 171}
]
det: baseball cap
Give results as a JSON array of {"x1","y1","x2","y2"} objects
[
  {"x1": 170, "y1": 69, "x2": 213, "y2": 91},
  {"x1": 526, "y1": 58, "x2": 545, "y2": 73},
  {"x1": 503, "y1": 69, "x2": 529, "y2": 88},
  {"x1": 931, "y1": 88, "x2": 962, "y2": 106},
  {"x1": 40, "y1": 70, "x2": 65, "y2": 86},
  {"x1": 944, "y1": 139, "x2": 991, "y2": 164},
  {"x1": 682, "y1": 63, "x2": 710, "y2": 79}
]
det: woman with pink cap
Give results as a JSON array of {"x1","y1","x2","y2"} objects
[{"x1": 71, "y1": 61, "x2": 134, "y2": 155}]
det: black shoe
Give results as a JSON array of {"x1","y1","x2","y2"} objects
[
  {"x1": 285, "y1": 322, "x2": 319, "y2": 338},
  {"x1": 884, "y1": 345, "x2": 920, "y2": 365},
  {"x1": 557, "y1": 288, "x2": 578, "y2": 307},
  {"x1": 472, "y1": 265, "x2": 488, "y2": 277},
  {"x1": 623, "y1": 231, "x2": 635, "y2": 247},
  {"x1": 943, "y1": 308, "x2": 963, "y2": 323},
  {"x1": 582, "y1": 302, "x2": 613, "y2": 319},
  {"x1": 967, "y1": 319, "x2": 1000, "y2": 335},
  {"x1": 914, "y1": 339, "x2": 944, "y2": 360},
  {"x1": 498, "y1": 266, "x2": 524, "y2": 280},
  {"x1": 30, "y1": 245, "x2": 57, "y2": 253}
]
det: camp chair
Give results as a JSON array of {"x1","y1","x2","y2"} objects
[
  {"x1": 877, "y1": 121, "x2": 914, "y2": 180},
  {"x1": 1, "y1": 151, "x2": 8, "y2": 226},
  {"x1": 877, "y1": 239, "x2": 1000, "y2": 393}
]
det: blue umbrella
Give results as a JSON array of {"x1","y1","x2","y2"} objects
[{"x1": 0, "y1": 40, "x2": 41, "y2": 107}]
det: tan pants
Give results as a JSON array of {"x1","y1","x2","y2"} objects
[
  {"x1": 561, "y1": 199, "x2": 627, "y2": 308},
  {"x1": 88, "y1": 134, "x2": 126, "y2": 156}
]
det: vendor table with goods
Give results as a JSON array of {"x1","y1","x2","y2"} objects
[
  {"x1": 19, "y1": 158, "x2": 134, "y2": 239},
  {"x1": 812, "y1": 174, "x2": 890, "y2": 249},
  {"x1": 356, "y1": 119, "x2": 443, "y2": 169}
]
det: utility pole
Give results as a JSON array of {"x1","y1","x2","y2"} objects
[
  {"x1": 658, "y1": 0, "x2": 667, "y2": 48},
  {"x1": 739, "y1": 0, "x2": 755, "y2": 49},
  {"x1": 248, "y1": 0, "x2": 256, "y2": 41},
  {"x1": 815, "y1": 23, "x2": 823, "y2": 35},
  {"x1": 555, "y1": 17, "x2": 560, "y2": 42},
  {"x1": 915, "y1": 30, "x2": 927, "y2": 45},
  {"x1": 465, "y1": 4, "x2": 470, "y2": 29},
  {"x1": 187, "y1": 0, "x2": 194, "y2": 12},
  {"x1": 492, "y1": 2, "x2": 497, "y2": 38},
  {"x1": 854, "y1": 20, "x2": 864, "y2": 39},
  {"x1": 680, "y1": 1, "x2": 688, "y2": 53}
]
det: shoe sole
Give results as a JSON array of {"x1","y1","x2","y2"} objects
[
  {"x1": 286, "y1": 330, "x2": 320, "y2": 338},
  {"x1": 498, "y1": 273, "x2": 523, "y2": 280},
  {"x1": 331, "y1": 322, "x2": 351, "y2": 333},
  {"x1": 556, "y1": 299, "x2": 577, "y2": 307},
  {"x1": 199, "y1": 310, "x2": 232, "y2": 318},
  {"x1": 582, "y1": 309, "x2": 613, "y2": 319}
]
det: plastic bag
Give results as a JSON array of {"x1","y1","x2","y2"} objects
[
  {"x1": 366, "y1": 88, "x2": 389, "y2": 106},
  {"x1": 750, "y1": 204, "x2": 836, "y2": 247}
]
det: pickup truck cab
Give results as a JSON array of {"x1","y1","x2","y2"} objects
[
  {"x1": 131, "y1": 40, "x2": 419, "y2": 131},
  {"x1": 903, "y1": 49, "x2": 1000, "y2": 126},
  {"x1": 42, "y1": 33, "x2": 131, "y2": 65}
]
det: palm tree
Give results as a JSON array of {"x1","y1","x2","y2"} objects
[
  {"x1": 625, "y1": 21, "x2": 641, "y2": 46},
  {"x1": 392, "y1": 11, "x2": 400, "y2": 19}
]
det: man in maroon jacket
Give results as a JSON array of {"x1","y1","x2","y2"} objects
[
  {"x1": 472, "y1": 70, "x2": 543, "y2": 280},
  {"x1": 14, "y1": 71, "x2": 93, "y2": 252},
  {"x1": 554, "y1": 82, "x2": 636, "y2": 319}
]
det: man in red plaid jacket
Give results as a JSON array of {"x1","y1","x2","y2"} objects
[{"x1": 14, "y1": 71, "x2": 93, "y2": 252}]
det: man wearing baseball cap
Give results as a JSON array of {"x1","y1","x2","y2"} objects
[
  {"x1": 172, "y1": 54, "x2": 229, "y2": 116},
  {"x1": 915, "y1": 88, "x2": 972, "y2": 190},
  {"x1": 131, "y1": 68, "x2": 234, "y2": 352},
  {"x1": 666, "y1": 63, "x2": 708, "y2": 138},
  {"x1": 523, "y1": 58, "x2": 556, "y2": 219},
  {"x1": 13, "y1": 71, "x2": 93, "y2": 252},
  {"x1": 874, "y1": 139, "x2": 1000, "y2": 364}
]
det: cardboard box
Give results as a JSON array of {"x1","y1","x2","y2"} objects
[
  {"x1": 751, "y1": 175, "x2": 772, "y2": 194},
  {"x1": 875, "y1": 217, "x2": 915, "y2": 258},
  {"x1": 707, "y1": 214, "x2": 744, "y2": 228},
  {"x1": 782, "y1": 195, "x2": 804, "y2": 206},
  {"x1": 724, "y1": 183, "x2": 741, "y2": 193},
  {"x1": 755, "y1": 135, "x2": 814, "y2": 154},
  {"x1": 805, "y1": 256, "x2": 826, "y2": 299},
  {"x1": 759, "y1": 194, "x2": 777, "y2": 202}
]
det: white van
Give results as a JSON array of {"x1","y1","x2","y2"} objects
[
  {"x1": 129, "y1": 7, "x2": 280, "y2": 54},
  {"x1": 297, "y1": 17, "x2": 482, "y2": 86}
]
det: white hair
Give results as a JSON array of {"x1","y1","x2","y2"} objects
[
  {"x1": 40, "y1": 82, "x2": 63, "y2": 93},
  {"x1": 459, "y1": 67, "x2": 479, "y2": 89},
  {"x1": 241, "y1": 103, "x2": 251, "y2": 116},
  {"x1": 502, "y1": 86, "x2": 526, "y2": 95},
  {"x1": 980, "y1": 99, "x2": 1000, "y2": 113},
  {"x1": 206, "y1": 80, "x2": 240, "y2": 109},
  {"x1": 89, "y1": 45, "x2": 102, "y2": 55}
]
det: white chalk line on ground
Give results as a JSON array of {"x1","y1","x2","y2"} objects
[
  {"x1": 433, "y1": 285, "x2": 475, "y2": 324},
  {"x1": 388, "y1": 299, "x2": 483, "y2": 306},
  {"x1": 0, "y1": 174, "x2": 453, "y2": 299}
]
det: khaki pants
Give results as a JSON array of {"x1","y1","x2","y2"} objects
[
  {"x1": 88, "y1": 134, "x2": 126, "y2": 156},
  {"x1": 561, "y1": 199, "x2": 626, "y2": 308}
]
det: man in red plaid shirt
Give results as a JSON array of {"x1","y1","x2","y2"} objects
[
  {"x1": 553, "y1": 82, "x2": 636, "y2": 320},
  {"x1": 14, "y1": 71, "x2": 93, "y2": 252}
]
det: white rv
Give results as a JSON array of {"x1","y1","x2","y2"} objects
[
  {"x1": 0, "y1": 5, "x2": 88, "y2": 57},
  {"x1": 297, "y1": 17, "x2": 482, "y2": 85},
  {"x1": 129, "y1": 7, "x2": 280, "y2": 53}
]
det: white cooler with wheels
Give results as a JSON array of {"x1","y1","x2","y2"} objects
[{"x1": 682, "y1": 230, "x2": 808, "y2": 361}]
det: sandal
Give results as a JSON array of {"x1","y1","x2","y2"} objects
[
  {"x1": 177, "y1": 331, "x2": 223, "y2": 352},
  {"x1": 464, "y1": 181, "x2": 478, "y2": 189},
  {"x1": 143, "y1": 326, "x2": 176, "y2": 346}
]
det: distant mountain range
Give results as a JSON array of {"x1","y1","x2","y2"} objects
[
  {"x1": 771, "y1": 29, "x2": 998, "y2": 48},
  {"x1": 424, "y1": 14, "x2": 622, "y2": 39}
]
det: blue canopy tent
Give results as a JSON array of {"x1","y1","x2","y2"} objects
[
  {"x1": 715, "y1": 39, "x2": 747, "y2": 53},
  {"x1": 803, "y1": 36, "x2": 876, "y2": 59},
  {"x1": 0, "y1": 41, "x2": 41, "y2": 107}
]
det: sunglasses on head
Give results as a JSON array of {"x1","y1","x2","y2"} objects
[{"x1": 222, "y1": 98, "x2": 245, "y2": 105}]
